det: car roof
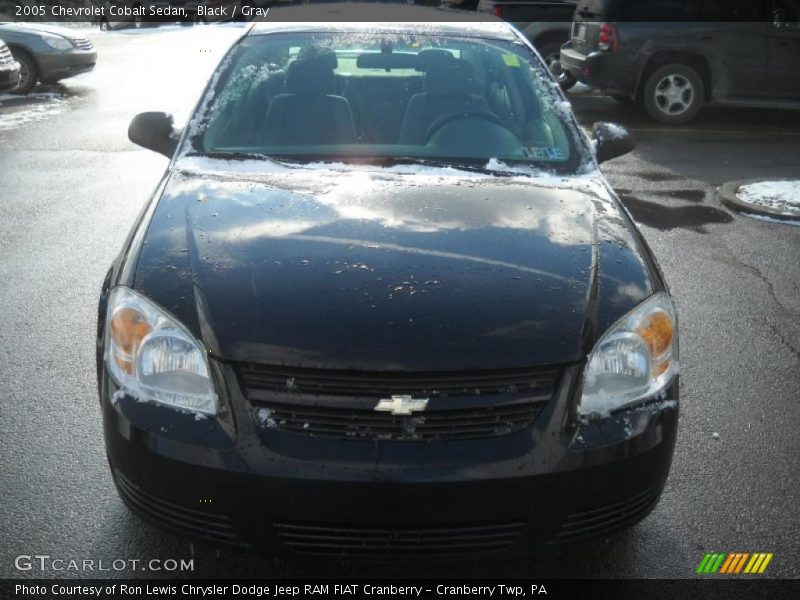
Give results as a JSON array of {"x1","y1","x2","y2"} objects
[{"x1": 248, "y1": 5, "x2": 518, "y2": 42}]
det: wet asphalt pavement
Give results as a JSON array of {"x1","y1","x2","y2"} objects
[{"x1": 1, "y1": 25, "x2": 799, "y2": 580}]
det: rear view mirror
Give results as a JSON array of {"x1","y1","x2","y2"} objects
[
  {"x1": 593, "y1": 121, "x2": 635, "y2": 163},
  {"x1": 356, "y1": 52, "x2": 419, "y2": 71},
  {"x1": 128, "y1": 112, "x2": 179, "y2": 158}
]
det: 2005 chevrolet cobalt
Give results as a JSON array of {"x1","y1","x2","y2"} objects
[{"x1": 98, "y1": 19, "x2": 679, "y2": 557}]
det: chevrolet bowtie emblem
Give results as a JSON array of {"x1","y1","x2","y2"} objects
[{"x1": 374, "y1": 395, "x2": 429, "y2": 415}]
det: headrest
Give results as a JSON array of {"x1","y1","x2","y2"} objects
[
  {"x1": 416, "y1": 49, "x2": 456, "y2": 71},
  {"x1": 297, "y1": 46, "x2": 338, "y2": 69},
  {"x1": 285, "y1": 57, "x2": 336, "y2": 95},
  {"x1": 424, "y1": 61, "x2": 477, "y2": 96}
]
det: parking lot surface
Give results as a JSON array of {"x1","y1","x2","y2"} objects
[{"x1": 1, "y1": 25, "x2": 798, "y2": 578}]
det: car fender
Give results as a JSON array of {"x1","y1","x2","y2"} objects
[
  {"x1": 631, "y1": 34, "x2": 716, "y2": 100},
  {"x1": 4, "y1": 42, "x2": 40, "y2": 70}
]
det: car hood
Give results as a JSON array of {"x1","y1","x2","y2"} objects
[{"x1": 131, "y1": 161, "x2": 653, "y2": 371}]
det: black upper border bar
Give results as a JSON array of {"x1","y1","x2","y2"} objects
[{"x1": 1, "y1": 0, "x2": 795, "y2": 23}]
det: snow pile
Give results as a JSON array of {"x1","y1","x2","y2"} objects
[{"x1": 737, "y1": 180, "x2": 800, "y2": 216}]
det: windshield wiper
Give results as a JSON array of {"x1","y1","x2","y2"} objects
[
  {"x1": 187, "y1": 150, "x2": 274, "y2": 162},
  {"x1": 375, "y1": 156, "x2": 499, "y2": 174}
]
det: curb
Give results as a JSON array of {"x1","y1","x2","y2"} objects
[{"x1": 717, "y1": 179, "x2": 800, "y2": 222}]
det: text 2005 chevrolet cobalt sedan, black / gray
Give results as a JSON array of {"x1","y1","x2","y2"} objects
[{"x1": 97, "y1": 20, "x2": 679, "y2": 557}]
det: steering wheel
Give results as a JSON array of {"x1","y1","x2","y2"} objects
[{"x1": 424, "y1": 110, "x2": 507, "y2": 144}]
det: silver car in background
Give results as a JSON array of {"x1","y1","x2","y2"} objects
[{"x1": 0, "y1": 22, "x2": 97, "y2": 93}]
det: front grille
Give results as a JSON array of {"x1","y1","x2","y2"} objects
[
  {"x1": 239, "y1": 363, "x2": 560, "y2": 398},
  {"x1": 71, "y1": 38, "x2": 93, "y2": 51},
  {"x1": 550, "y1": 486, "x2": 661, "y2": 545},
  {"x1": 114, "y1": 471, "x2": 249, "y2": 547},
  {"x1": 274, "y1": 521, "x2": 524, "y2": 557},
  {"x1": 254, "y1": 400, "x2": 546, "y2": 441},
  {"x1": 0, "y1": 44, "x2": 12, "y2": 66},
  {"x1": 240, "y1": 363, "x2": 559, "y2": 441}
]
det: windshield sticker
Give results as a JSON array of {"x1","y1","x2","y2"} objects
[{"x1": 501, "y1": 53, "x2": 521, "y2": 67}]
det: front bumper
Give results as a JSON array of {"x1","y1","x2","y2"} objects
[
  {"x1": 38, "y1": 50, "x2": 96, "y2": 83},
  {"x1": 101, "y1": 362, "x2": 679, "y2": 558},
  {"x1": 0, "y1": 63, "x2": 20, "y2": 91}
]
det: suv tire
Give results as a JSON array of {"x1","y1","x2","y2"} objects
[{"x1": 643, "y1": 63, "x2": 704, "y2": 125}]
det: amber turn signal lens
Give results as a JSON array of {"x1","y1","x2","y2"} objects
[
  {"x1": 637, "y1": 311, "x2": 674, "y2": 358},
  {"x1": 637, "y1": 311, "x2": 674, "y2": 377},
  {"x1": 109, "y1": 307, "x2": 152, "y2": 374}
]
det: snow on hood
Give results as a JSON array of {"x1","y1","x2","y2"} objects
[{"x1": 173, "y1": 155, "x2": 605, "y2": 196}]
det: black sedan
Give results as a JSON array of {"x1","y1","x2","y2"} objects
[{"x1": 98, "y1": 18, "x2": 679, "y2": 558}]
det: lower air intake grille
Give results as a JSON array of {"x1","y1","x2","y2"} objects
[
  {"x1": 274, "y1": 521, "x2": 525, "y2": 557},
  {"x1": 114, "y1": 471, "x2": 248, "y2": 547},
  {"x1": 551, "y1": 486, "x2": 661, "y2": 544}
]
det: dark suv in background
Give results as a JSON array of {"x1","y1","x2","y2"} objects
[
  {"x1": 561, "y1": 0, "x2": 800, "y2": 124},
  {"x1": 469, "y1": 1, "x2": 580, "y2": 89}
]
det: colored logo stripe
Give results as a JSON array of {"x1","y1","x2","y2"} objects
[
  {"x1": 697, "y1": 553, "x2": 726, "y2": 573},
  {"x1": 719, "y1": 553, "x2": 748, "y2": 574},
  {"x1": 698, "y1": 552, "x2": 773, "y2": 574}
]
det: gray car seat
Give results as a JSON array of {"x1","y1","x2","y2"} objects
[
  {"x1": 262, "y1": 55, "x2": 357, "y2": 146},
  {"x1": 398, "y1": 60, "x2": 493, "y2": 145}
]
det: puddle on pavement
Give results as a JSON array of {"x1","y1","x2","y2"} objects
[
  {"x1": 618, "y1": 194, "x2": 733, "y2": 232},
  {"x1": 634, "y1": 171, "x2": 682, "y2": 182},
  {"x1": 656, "y1": 189, "x2": 706, "y2": 202}
]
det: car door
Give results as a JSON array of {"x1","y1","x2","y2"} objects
[
  {"x1": 765, "y1": 0, "x2": 800, "y2": 99},
  {"x1": 697, "y1": 0, "x2": 770, "y2": 99}
]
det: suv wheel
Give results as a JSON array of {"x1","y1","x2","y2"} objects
[
  {"x1": 10, "y1": 49, "x2": 38, "y2": 94},
  {"x1": 643, "y1": 63, "x2": 704, "y2": 125}
]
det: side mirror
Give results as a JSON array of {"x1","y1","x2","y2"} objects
[
  {"x1": 128, "y1": 112, "x2": 179, "y2": 158},
  {"x1": 593, "y1": 121, "x2": 635, "y2": 163}
]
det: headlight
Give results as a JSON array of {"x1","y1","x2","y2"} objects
[
  {"x1": 579, "y1": 292, "x2": 678, "y2": 416},
  {"x1": 105, "y1": 287, "x2": 218, "y2": 415},
  {"x1": 41, "y1": 34, "x2": 74, "y2": 52}
]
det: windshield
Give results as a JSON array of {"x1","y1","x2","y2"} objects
[{"x1": 191, "y1": 31, "x2": 584, "y2": 171}]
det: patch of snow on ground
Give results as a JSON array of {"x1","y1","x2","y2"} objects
[
  {"x1": 737, "y1": 180, "x2": 800, "y2": 216},
  {"x1": 0, "y1": 93, "x2": 69, "y2": 130}
]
